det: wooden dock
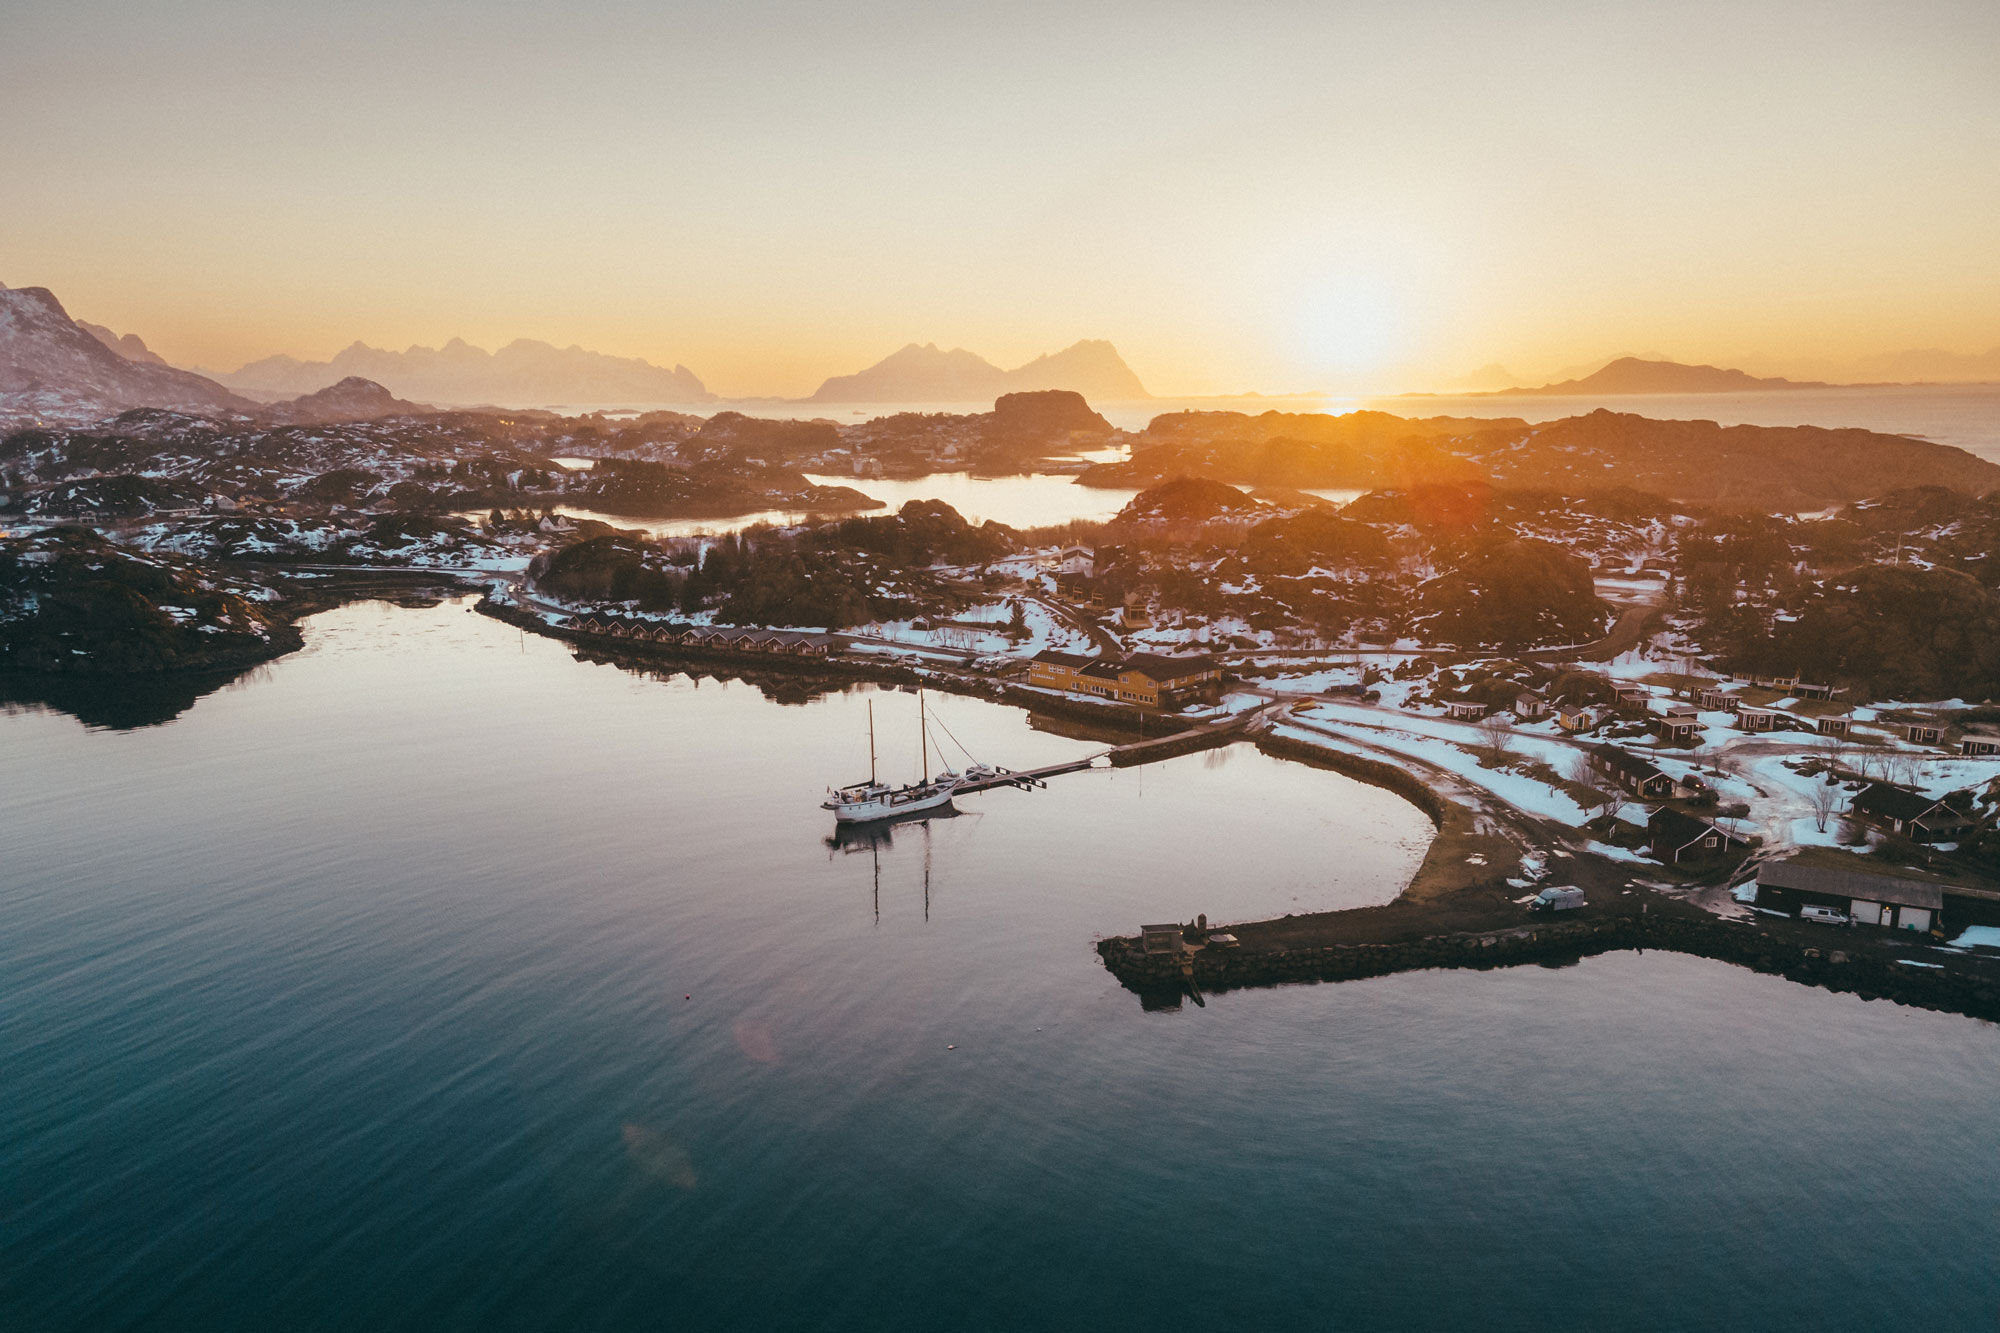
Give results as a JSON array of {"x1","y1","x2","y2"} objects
[
  {"x1": 951, "y1": 710, "x2": 1265, "y2": 795},
  {"x1": 950, "y1": 755, "x2": 1102, "y2": 794}
]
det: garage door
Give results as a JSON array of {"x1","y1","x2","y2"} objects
[
  {"x1": 1850, "y1": 900, "x2": 1884, "y2": 926},
  {"x1": 1899, "y1": 908, "x2": 1931, "y2": 932}
]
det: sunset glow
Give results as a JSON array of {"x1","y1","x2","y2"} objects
[{"x1": 5, "y1": 1, "x2": 1999, "y2": 395}]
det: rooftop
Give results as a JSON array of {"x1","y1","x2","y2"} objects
[{"x1": 1756, "y1": 860, "x2": 1945, "y2": 911}]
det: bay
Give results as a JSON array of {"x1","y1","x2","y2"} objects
[{"x1": 4, "y1": 598, "x2": 1997, "y2": 1331}]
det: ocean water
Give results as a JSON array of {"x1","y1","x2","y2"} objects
[
  {"x1": 546, "y1": 472, "x2": 1366, "y2": 540},
  {"x1": 546, "y1": 472, "x2": 1147, "y2": 540},
  {"x1": 1369, "y1": 384, "x2": 2000, "y2": 464},
  {"x1": 5, "y1": 599, "x2": 1999, "y2": 1331},
  {"x1": 506, "y1": 385, "x2": 2000, "y2": 462}
]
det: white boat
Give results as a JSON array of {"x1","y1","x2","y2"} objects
[{"x1": 823, "y1": 692, "x2": 961, "y2": 824}]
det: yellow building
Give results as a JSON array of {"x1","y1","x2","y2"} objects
[{"x1": 1027, "y1": 650, "x2": 1222, "y2": 708}]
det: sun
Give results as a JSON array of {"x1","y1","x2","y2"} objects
[{"x1": 1293, "y1": 266, "x2": 1408, "y2": 381}]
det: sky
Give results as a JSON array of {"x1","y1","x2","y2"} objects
[{"x1": 5, "y1": 0, "x2": 1999, "y2": 397}]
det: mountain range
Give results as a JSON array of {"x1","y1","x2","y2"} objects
[
  {"x1": 0, "y1": 283, "x2": 257, "y2": 423},
  {"x1": 807, "y1": 340, "x2": 1149, "y2": 403},
  {"x1": 211, "y1": 338, "x2": 715, "y2": 407}
]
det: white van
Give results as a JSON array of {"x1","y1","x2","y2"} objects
[
  {"x1": 1528, "y1": 887, "x2": 1586, "y2": 913},
  {"x1": 1800, "y1": 904, "x2": 1850, "y2": 926}
]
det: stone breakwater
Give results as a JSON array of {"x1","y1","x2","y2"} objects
[{"x1": 1098, "y1": 914, "x2": 2000, "y2": 1023}]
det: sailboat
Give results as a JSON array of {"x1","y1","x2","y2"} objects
[{"x1": 822, "y1": 691, "x2": 962, "y2": 824}]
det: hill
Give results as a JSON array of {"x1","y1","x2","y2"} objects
[
  {"x1": 0, "y1": 284, "x2": 257, "y2": 425},
  {"x1": 1082, "y1": 407, "x2": 2000, "y2": 510},
  {"x1": 262, "y1": 377, "x2": 432, "y2": 425},
  {"x1": 1080, "y1": 410, "x2": 1507, "y2": 491},
  {"x1": 1114, "y1": 477, "x2": 1266, "y2": 525},
  {"x1": 808, "y1": 340, "x2": 1149, "y2": 403},
  {"x1": 1492, "y1": 356, "x2": 1829, "y2": 396},
  {"x1": 216, "y1": 337, "x2": 714, "y2": 406},
  {"x1": 0, "y1": 526, "x2": 295, "y2": 673},
  {"x1": 1472, "y1": 410, "x2": 2000, "y2": 509}
]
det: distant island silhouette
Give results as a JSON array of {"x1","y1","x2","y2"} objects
[
  {"x1": 212, "y1": 338, "x2": 715, "y2": 406},
  {"x1": 807, "y1": 340, "x2": 1149, "y2": 403},
  {"x1": 1479, "y1": 356, "x2": 1832, "y2": 396}
]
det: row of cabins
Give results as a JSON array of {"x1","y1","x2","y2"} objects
[
  {"x1": 1702, "y1": 682, "x2": 2000, "y2": 753},
  {"x1": 1459, "y1": 678, "x2": 2000, "y2": 754},
  {"x1": 563, "y1": 614, "x2": 837, "y2": 657},
  {"x1": 1027, "y1": 650, "x2": 1224, "y2": 708},
  {"x1": 1588, "y1": 744, "x2": 1707, "y2": 802},
  {"x1": 1442, "y1": 693, "x2": 1555, "y2": 723}
]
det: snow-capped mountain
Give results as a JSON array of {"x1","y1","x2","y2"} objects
[{"x1": 0, "y1": 283, "x2": 256, "y2": 425}]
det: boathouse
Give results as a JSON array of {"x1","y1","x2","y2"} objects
[
  {"x1": 1754, "y1": 861, "x2": 1944, "y2": 933},
  {"x1": 1901, "y1": 720, "x2": 1945, "y2": 746}
]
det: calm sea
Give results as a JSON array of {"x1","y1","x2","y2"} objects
[
  {"x1": 5, "y1": 599, "x2": 1998, "y2": 1330},
  {"x1": 510, "y1": 384, "x2": 2000, "y2": 462},
  {"x1": 1370, "y1": 384, "x2": 2000, "y2": 464}
]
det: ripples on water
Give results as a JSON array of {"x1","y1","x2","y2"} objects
[{"x1": 4, "y1": 599, "x2": 1998, "y2": 1331}]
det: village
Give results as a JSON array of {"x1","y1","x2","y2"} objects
[
  {"x1": 9, "y1": 395, "x2": 2000, "y2": 984},
  {"x1": 497, "y1": 508, "x2": 2000, "y2": 975}
]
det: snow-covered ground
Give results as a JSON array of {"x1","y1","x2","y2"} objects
[
  {"x1": 857, "y1": 598, "x2": 1088, "y2": 657},
  {"x1": 1275, "y1": 712, "x2": 1593, "y2": 827}
]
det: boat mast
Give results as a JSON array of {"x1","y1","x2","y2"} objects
[
  {"x1": 868, "y1": 699, "x2": 877, "y2": 786},
  {"x1": 919, "y1": 690, "x2": 929, "y2": 784}
]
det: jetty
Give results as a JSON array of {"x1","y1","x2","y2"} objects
[{"x1": 952, "y1": 706, "x2": 1269, "y2": 795}]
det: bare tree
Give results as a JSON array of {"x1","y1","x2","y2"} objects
[
  {"x1": 1477, "y1": 714, "x2": 1513, "y2": 763},
  {"x1": 1808, "y1": 776, "x2": 1842, "y2": 833}
]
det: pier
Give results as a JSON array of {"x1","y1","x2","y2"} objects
[{"x1": 951, "y1": 706, "x2": 1268, "y2": 795}]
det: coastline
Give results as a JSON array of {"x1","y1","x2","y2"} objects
[{"x1": 480, "y1": 591, "x2": 2000, "y2": 1026}]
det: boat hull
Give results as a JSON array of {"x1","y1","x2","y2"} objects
[{"x1": 828, "y1": 784, "x2": 958, "y2": 823}]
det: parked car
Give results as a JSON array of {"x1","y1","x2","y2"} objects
[
  {"x1": 1528, "y1": 886, "x2": 1587, "y2": 913},
  {"x1": 1800, "y1": 904, "x2": 1850, "y2": 926}
]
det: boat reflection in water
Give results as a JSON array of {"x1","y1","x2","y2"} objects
[{"x1": 825, "y1": 807, "x2": 959, "y2": 924}]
